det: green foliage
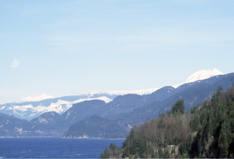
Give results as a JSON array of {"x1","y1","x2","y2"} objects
[
  {"x1": 158, "y1": 148, "x2": 164, "y2": 158},
  {"x1": 100, "y1": 143, "x2": 122, "y2": 158},
  {"x1": 109, "y1": 143, "x2": 117, "y2": 152},
  {"x1": 122, "y1": 129, "x2": 146, "y2": 158},
  {"x1": 188, "y1": 86, "x2": 234, "y2": 158},
  {"x1": 171, "y1": 99, "x2": 185, "y2": 114},
  {"x1": 157, "y1": 118, "x2": 165, "y2": 128},
  {"x1": 179, "y1": 135, "x2": 192, "y2": 156},
  {"x1": 191, "y1": 105, "x2": 199, "y2": 114},
  {"x1": 179, "y1": 142, "x2": 187, "y2": 155},
  {"x1": 100, "y1": 147, "x2": 110, "y2": 158},
  {"x1": 190, "y1": 114, "x2": 200, "y2": 131},
  {"x1": 219, "y1": 118, "x2": 232, "y2": 157},
  {"x1": 164, "y1": 149, "x2": 170, "y2": 158}
]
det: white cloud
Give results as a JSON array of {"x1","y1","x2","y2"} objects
[{"x1": 10, "y1": 58, "x2": 21, "y2": 68}]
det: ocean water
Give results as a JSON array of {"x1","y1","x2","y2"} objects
[{"x1": 0, "y1": 138, "x2": 124, "y2": 158}]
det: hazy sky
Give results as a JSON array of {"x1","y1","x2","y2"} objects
[{"x1": 1, "y1": 0, "x2": 234, "y2": 103}]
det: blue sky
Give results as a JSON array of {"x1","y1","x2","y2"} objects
[{"x1": 1, "y1": 0, "x2": 234, "y2": 103}]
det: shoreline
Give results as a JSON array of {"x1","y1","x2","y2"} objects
[{"x1": 0, "y1": 136, "x2": 126, "y2": 140}]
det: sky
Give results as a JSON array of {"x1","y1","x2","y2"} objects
[{"x1": 0, "y1": 0, "x2": 234, "y2": 103}]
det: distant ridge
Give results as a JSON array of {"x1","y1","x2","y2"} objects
[
  {"x1": 0, "y1": 68, "x2": 227, "y2": 120},
  {"x1": 1, "y1": 71, "x2": 234, "y2": 138}
]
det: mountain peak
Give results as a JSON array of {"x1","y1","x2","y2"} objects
[
  {"x1": 185, "y1": 68, "x2": 223, "y2": 83},
  {"x1": 19, "y1": 93, "x2": 55, "y2": 103}
]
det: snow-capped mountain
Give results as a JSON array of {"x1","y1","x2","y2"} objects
[
  {"x1": 0, "y1": 89, "x2": 158, "y2": 120},
  {"x1": 185, "y1": 68, "x2": 223, "y2": 83},
  {"x1": 174, "y1": 68, "x2": 223, "y2": 88},
  {"x1": 0, "y1": 69, "x2": 224, "y2": 121},
  {"x1": 0, "y1": 94, "x2": 115, "y2": 120}
]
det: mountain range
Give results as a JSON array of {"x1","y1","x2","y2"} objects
[
  {"x1": 1, "y1": 69, "x2": 233, "y2": 138},
  {"x1": 0, "y1": 69, "x2": 222, "y2": 120},
  {"x1": 0, "y1": 94, "x2": 116, "y2": 120}
]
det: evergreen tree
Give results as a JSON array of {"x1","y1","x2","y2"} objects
[
  {"x1": 158, "y1": 148, "x2": 164, "y2": 158},
  {"x1": 219, "y1": 119, "x2": 232, "y2": 157},
  {"x1": 171, "y1": 99, "x2": 185, "y2": 114},
  {"x1": 164, "y1": 149, "x2": 170, "y2": 158},
  {"x1": 109, "y1": 143, "x2": 117, "y2": 151},
  {"x1": 109, "y1": 143, "x2": 117, "y2": 157},
  {"x1": 100, "y1": 147, "x2": 110, "y2": 158},
  {"x1": 190, "y1": 114, "x2": 200, "y2": 131}
]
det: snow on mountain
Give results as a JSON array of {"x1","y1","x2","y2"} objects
[
  {"x1": 4, "y1": 100, "x2": 72, "y2": 120},
  {"x1": 0, "y1": 68, "x2": 224, "y2": 120},
  {"x1": 174, "y1": 68, "x2": 223, "y2": 88},
  {"x1": 32, "y1": 100, "x2": 72, "y2": 114},
  {"x1": 0, "y1": 95, "x2": 114, "y2": 120},
  {"x1": 19, "y1": 93, "x2": 55, "y2": 102},
  {"x1": 88, "y1": 88, "x2": 158, "y2": 96},
  {"x1": 72, "y1": 96, "x2": 112, "y2": 104},
  {"x1": 0, "y1": 88, "x2": 155, "y2": 120},
  {"x1": 185, "y1": 68, "x2": 223, "y2": 83}
]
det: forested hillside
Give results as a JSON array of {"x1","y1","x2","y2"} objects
[
  {"x1": 189, "y1": 87, "x2": 234, "y2": 158},
  {"x1": 101, "y1": 86, "x2": 234, "y2": 158},
  {"x1": 65, "y1": 115, "x2": 128, "y2": 138}
]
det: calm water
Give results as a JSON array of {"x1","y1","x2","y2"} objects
[{"x1": 0, "y1": 138, "x2": 124, "y2": 158}]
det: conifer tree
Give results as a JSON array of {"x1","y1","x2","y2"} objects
[{"x1": 171, "y1": 99, "x2": 185, "y2": 114}]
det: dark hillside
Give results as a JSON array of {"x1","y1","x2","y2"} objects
[{"x1": 65, "y1": 115, "x2": 128, "y2": 139}]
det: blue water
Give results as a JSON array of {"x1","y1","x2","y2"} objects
[{"x1": 0, "y1": 138, "x2": 124, "y2": 158}]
